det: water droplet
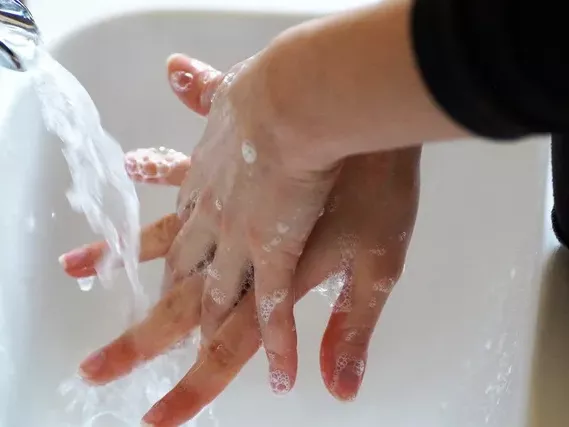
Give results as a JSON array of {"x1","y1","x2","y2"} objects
[
  {"x1": 215, "y1": 199, "x2": 223, "y2": 211},
  {"x1": 77, "y1": 276, "x2": 95, "y2": 292}
]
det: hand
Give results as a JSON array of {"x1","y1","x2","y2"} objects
[
  {"x1": 60, "y1": 55, "x2": 420, "y2": 427},
  {"x1": 164, "y1": 48, "x2": 345, "y2": 388}
]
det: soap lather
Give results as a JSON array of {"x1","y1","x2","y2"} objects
[{"x1": 0, "y1": 0, "x2": 40, "y2": 71}]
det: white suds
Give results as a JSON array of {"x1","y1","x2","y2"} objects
[
  {"x1": 269, "y1": 369, "x2": 291, "y2": 395},
  {"x1": 125, "y1": 147, "x2": 186, "y2": 181},
  {"x1": 373, "y1": 278, "x2": 395, "y2": 294},
  {"x1": 170, "y1": 71, "x2": 193, "y2": 92},
  {"x1": 259, "y1": 289, "x2": 289, "y2": 323},
  {"x1": 345, "y1": 330, "x2": 358, "y2": 342},
  {"x1": 210, "y1": 288, "x2": 227, "y2": 305},
  {"x1": 276, "y1": 222, "x2": 290, "y2": 234},
  {"x1": 332, "y1": 353, "x2": 366, "y2": 388},
  {"x1": 270, "y1": 236, "x2": 282, "y2": 247},
  {"x1": 241, "y1": 140, "x2": 257, "y2": 164},
  {"x1": 333, "y1": 280, "x2": 353, "y2": 313},
  {"x1": 206, "y1": 265, "x2": 221, "y2": 281},
  {"x1": 369, "y1": 246, "x2": 386, "y2": 256}
]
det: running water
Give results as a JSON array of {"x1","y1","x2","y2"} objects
[
  {"x1": 27, "y1": 49, "x2": 206, "y2": 426},
  {"x1": 31, "y1": 49, "x2": 145, "y2": 312}
]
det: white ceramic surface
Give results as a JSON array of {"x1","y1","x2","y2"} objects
[{"x1": 0, "y1": 6, "x2": 564, "y2": 427}]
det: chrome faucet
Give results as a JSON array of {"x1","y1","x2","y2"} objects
[{"x1": 0, "y1": 0, "x2": 40, "y2": 71}]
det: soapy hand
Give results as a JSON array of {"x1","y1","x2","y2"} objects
[
  {"x1": 59, "y1": 55, "x2": 420, "y2": 426},
  {"x1": 166, "y1": 52, "x2": 345, "y2": 393}
]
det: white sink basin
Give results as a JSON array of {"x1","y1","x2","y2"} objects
[{"x1": 0, "y1": 8, "x2": 558, "y2": 427}]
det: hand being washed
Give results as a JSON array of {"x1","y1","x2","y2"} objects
[{"x1": 59, "y1": 55, "x2": 420, "y2": 426}]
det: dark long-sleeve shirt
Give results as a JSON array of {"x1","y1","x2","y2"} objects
[{"x1": 411, "y1": 0, "x2": 569, "y2": 245}]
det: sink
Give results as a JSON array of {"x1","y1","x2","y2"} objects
[{"x1": 0, "y1": 8, "x2": 558, "y2": 427}]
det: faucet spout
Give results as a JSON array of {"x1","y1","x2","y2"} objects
[{"x1": 0, "y1": 0, "x2": 40, "y2": 71}]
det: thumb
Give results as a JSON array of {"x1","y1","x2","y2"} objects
[{"x1": 167, "y1": 53, "x2": 224, "y2": 116}]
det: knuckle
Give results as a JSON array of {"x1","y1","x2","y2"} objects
[{"x1": 202, "y1": 339, "x2": 237, "y2": 370}]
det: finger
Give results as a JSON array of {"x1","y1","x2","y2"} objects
[
  {"x1": 140, "y1": 250, "x2": 334, "y2": 426},
  {"x1": 167, "y1": 53, "x2": 224, "y2": 116},
  {"x1": 254, "y1": 260, "x2": 297, "y2": 396},
  {"x1": 165, "y1": 208, "x2": 216, "y2": 283},
  {"x1": 125, "y1": 148, "x2": 191, "y2": 186},
  {"x1": 320, "y1": 257, "x2": 403, "y2": 402},
  {"x1": 200, "y1": 242, "x2": 248, "y2": 344},
  {"x1": 79, "y1": 273, "x2": 204, "y2": 385},
  {"x1": 61, "y1": 214, "x2": 182, "y2": 277},
  {"x1": 141, "y1": 292, "x2": 260, "y2": 427}
]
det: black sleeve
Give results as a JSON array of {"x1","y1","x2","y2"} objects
[{"x1": 411, "y1": 0, "x2": 569, "y2": 140}]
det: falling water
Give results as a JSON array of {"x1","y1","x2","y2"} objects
[
  {"x1": 27, "y1": 48, "x2": 204, "y2": 426},
  {"x1": 31, "y1": 50, "x2": 144, "y2": 309}
]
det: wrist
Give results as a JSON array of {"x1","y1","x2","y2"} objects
[{"x1": 250, "y1": 0, "x2": 466, "y2": 169}]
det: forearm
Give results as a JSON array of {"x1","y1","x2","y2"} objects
[
  {"x1": 259, "y1": 0, "x2": 569, "y2": 168},
  {"x1": 262, "y1": 0, "x2": 467, "y2": 167}
]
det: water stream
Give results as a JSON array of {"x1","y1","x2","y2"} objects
[
  {"x1": 28, "y1": 48, "x2": 202, "y2": 426},
  {"x1": 32, "y1": 50, "x2": 144, "y2": 309}
]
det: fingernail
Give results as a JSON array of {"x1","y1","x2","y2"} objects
[
  {"x1": 331, "y1": 353, "x2": 365, "y2": 401},
  {"x1": 269, "y1": 367, "x2": 292, "y2": 396},
  {"x1": 79, "y1": 349, "x2": 106, "y2": 378},
  {"x1": 143, "y1": 401, "x2": 165, "y2": 425},
  {"x1": 59, "y1": 247, "x2": 90, "y2": 269},
  {"x1": 170, "y1": 70, "x2": 193, "y2": 92}
]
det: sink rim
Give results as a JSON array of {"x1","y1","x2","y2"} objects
[{"x1": 45, "y1": 7, "x2": 316, "y2": 54}]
